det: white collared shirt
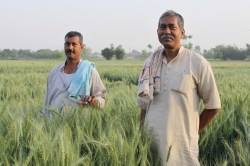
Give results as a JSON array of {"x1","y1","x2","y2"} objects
[{"x1": 42, "y1": 60, "x2": 106, "y2": 116}]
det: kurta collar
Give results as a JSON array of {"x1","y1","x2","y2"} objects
[
  {"x1": 173, "y1": 45, "x2": 185, "y2": 61},
  {"x1": 59, "y1": 59, "x2": 83, "y2": 72},
  {"x1": 162, "y1": 46, "x2": 185, "y2": 64}
]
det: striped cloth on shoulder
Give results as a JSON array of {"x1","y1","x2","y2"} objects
[{"x1": 137, "y1": 48, "x2": 164, "y2": 109}]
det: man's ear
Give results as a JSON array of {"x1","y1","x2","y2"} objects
[
  {"x1": 182, "y1": 29, "x2": 185, "y2": 39},
  {"x1": 81, "y1": 44, "x2": 85, "y2": 50}
]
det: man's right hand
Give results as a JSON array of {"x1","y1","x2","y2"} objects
[{"x1": 78, "y1": 95, "x2": 97, "y2": 107}]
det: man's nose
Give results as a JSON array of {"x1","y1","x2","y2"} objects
[
  {"x1": 67, "y1": 44, "x2": 74, "y2": 49},
  {"x1": 163, "y1": 27, "x2": 171, "y2": 34}
]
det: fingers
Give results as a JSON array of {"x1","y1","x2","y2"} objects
[
  {"x1": 78, "y1": 95, "x2": 94, "y2": 105},
  {"x1": 78, "y1": 100, "x2": 88, "y2": 105}
]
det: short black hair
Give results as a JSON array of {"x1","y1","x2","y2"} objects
[{"x1": 65, "y1": 31, "x2": 83, "y2": 44}]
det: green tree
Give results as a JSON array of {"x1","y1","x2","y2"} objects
[
  {"x1": 101, "y1": 47, "x2": 114, "y2": 60},
  {"x1": 32, "y1": 49, "x2": 63, "y2": 59},
  {"x1": 203, "y1": 48, "x2": 223, "y2": 59},
  {"x1": 115, "y1": 45, "x2": 125, "y2": 60},
  {"x1": 183, "y1": 35, "x2": 192, "y2": 40},
  {"x1": 216, "y1": 45, "x2": 246, "y2": 60},
  {"x1": 147, "y1": 44, "x2": 152, "y2": 53},
  {"x1": 17, "y1": 49, "x2": 33, "y2": 59},
  {"x1": 204, "y1": 45, "x2": 247, "y2": 60},
  {"x1": 82, "y1": 46, "x2": 92, "y2": 58},
  {"x1": 141, "y1": 49, "x2": 148, "y2": 59},
  {"x1": 0, "y1": 49, "x2": 17, "y2": 59},
  {"x1": 246, "y1": 43, "x2": 250, "y2": 59},
  {"x1": 185, "y1": 43, "x2": 193, "y2": 50},
  {"x1": 182, "y1": 35, "x2": 193, "y2": 49},
  {"x1": 54, "y1": 50, "x2": 64, "y2": 59},
  {"x1": 194, "y1": 45, "x2": 201, "y2": 54}
]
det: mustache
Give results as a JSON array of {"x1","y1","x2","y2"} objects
[
  {"x1": 160, "y1": 34, "x2": 174, "y2": 40},
  {"x1": 66, "y1": 50, "x2": 74, "y2": 53}
]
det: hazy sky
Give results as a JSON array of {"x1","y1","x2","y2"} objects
[{"x1": 1, "y1": 0, "x2": 249, "y2": 53}]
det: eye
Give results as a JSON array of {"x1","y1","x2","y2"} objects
[
  {"x1": 159, "y1": 24, "x2": 166, "y2": 30},
  {"x1": 64, "y1": 42, "x2": 70, "y2": 46},
  {"x1": 170, "y1": 25, "x2": 177, "y2": 30}
]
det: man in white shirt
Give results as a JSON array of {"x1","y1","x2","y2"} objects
[{"x1": 43, "y1": 31, "x2": 106, "y2": 117}]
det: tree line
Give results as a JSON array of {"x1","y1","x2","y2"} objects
[
  {"x1": 101, "y1": 44, "x2": 125, "y2": 60},
  {"x1": 203, "y1": 44, "x2": 250, "y2": 60},
  {"x1": 0, "y1": 42, "x2": 250, "y2": 60},
  {"x1": 0, "y1": 48, "x2": 92, "y2": 60},
  {"x1": 0, "y1": 49, "x2": 64, "y2": 60}
]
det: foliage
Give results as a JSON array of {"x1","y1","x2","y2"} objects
[
  {"x1": 203, "y1": 45, "x2": 248, "y2": 60},
  {"x1": 33, "y1": 49, "x2": 64, "y2": 59},
  {"x1": 0, "y1": 60, "x2": 249, "y2": 165},
  {"x1": 215, "y1": 45, "x2": 246, "y2": 60},
  {"x1": 194, "y1": 45, "x2": 201, "y2": 54},
  {"x1": 101, "y1": 47, "x2": 114, "y2": 60},
  {"x1": 182, "y1": 35, "x2": 193, "y2": 50},
  {"x1": 245, "y1": 43, "x2": 250, "y2": 59},
  {"x1": 0, "y1": 49, "x2": 64, "y2": 60},
  {"x1": 204, "y1": 48, "x2": 224, "y2": 59},
  {"x1": 147, "y1": 44, "x2": 152, "y2": 54},
  {"x1": 81, "y1": 46, "x2": 92, "y2": 58},
  {"x1": 114, "y1": 45, "x2": 126, "y2": 60},
  {"x1": 101, "y1": 44, "x2": 126, "y2": 60},
  {"x1": 199, "y1": 61, "x2": 250, "y2": 165},
  {"x1": 141, "y1": 49, "x2": 149, "y2": 59}
]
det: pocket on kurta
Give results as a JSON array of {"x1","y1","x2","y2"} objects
[{"x1": 170, "y1": 73, "x2": 191, "y2": 94}]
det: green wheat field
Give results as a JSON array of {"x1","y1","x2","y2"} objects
[{"x1": 0, "y1": 60, "x2": 249, "y2": 166}]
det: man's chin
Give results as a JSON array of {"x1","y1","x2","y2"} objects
[
  {"x1": 67, "y1": 57, "x2": 73, "y2": 60},
  {"x1": 66, "y1": 54, "x2": 74, "y2": 59},
  {"x1": 163, "y1": 44, "x2": 173, "y2": 49},
  {"x1": 160, "y1": 41, "x2": 172, "y2": 48}
]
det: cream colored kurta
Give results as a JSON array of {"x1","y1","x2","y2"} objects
[
  {"x1": 42, "y1": 60, "x2": 106, "y2": 117},
  {"x1": 143, "y1": 47, "x2": 221, "y2": 166}
]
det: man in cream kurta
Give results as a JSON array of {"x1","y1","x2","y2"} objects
[{"x1": 137, "y1": 11, "x2": 221, "y2": 166}]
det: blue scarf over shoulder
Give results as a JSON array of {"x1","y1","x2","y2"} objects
[{"x1": 68, "y1": 60, "x2": 95, "y2": 103}]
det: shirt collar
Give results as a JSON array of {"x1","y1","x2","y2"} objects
[
  {"x1": 161, "y1": 46, "x2": 185, "y2": 64},
  {"x1": 175, "y1": 46, "x2": 185, "y2": 60},
  {"x1": 59, "y1": 59, "x2": 83, "y2": 72}
]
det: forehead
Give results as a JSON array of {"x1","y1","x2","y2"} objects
[
  {"x1": 65, "y1": 36, "x2": 81, "y2": 43},
  {"x1": 159, "y1": 15, "x2": 178, "y2": 25}
]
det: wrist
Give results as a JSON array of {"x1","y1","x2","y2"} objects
[{"x1": 90, "y1": 97, "x2": 97, "y2": 107}]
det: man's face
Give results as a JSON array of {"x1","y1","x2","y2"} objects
[
  {"x1": 64, "y1": 36, "x2": 83, "y2": 60},
  {"x1": 157, "y1": 16, "x2": 185, "y2": 50}
]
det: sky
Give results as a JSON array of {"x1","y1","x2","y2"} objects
[{"x1": 0, "y1": 0, "x2": 249, "y2": 53}]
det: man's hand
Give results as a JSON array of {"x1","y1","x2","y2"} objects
[{"x1": 78, "y1": 95, "x2": 97, "y2": 107}]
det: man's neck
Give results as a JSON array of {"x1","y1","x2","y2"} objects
[
  {"x1": 164, "y1": 46, "x2": 181, "y2": 63},
  {"x1": 66, "y1": 58, "x2": 81, "y2": 65},
  {"x1": 64, "y1": 59, "x2": 81, "y2": 74}
]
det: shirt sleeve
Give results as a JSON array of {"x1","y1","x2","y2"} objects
[
  {"x1": 42, "y1": 72, "x2": 53, "y2": 117},
  {"x1": 198, "y1": 60, "x2": 221, "y2": 109},
  {"x1": 90, "y1": 68, "x2": 106, "y2": 109}
]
